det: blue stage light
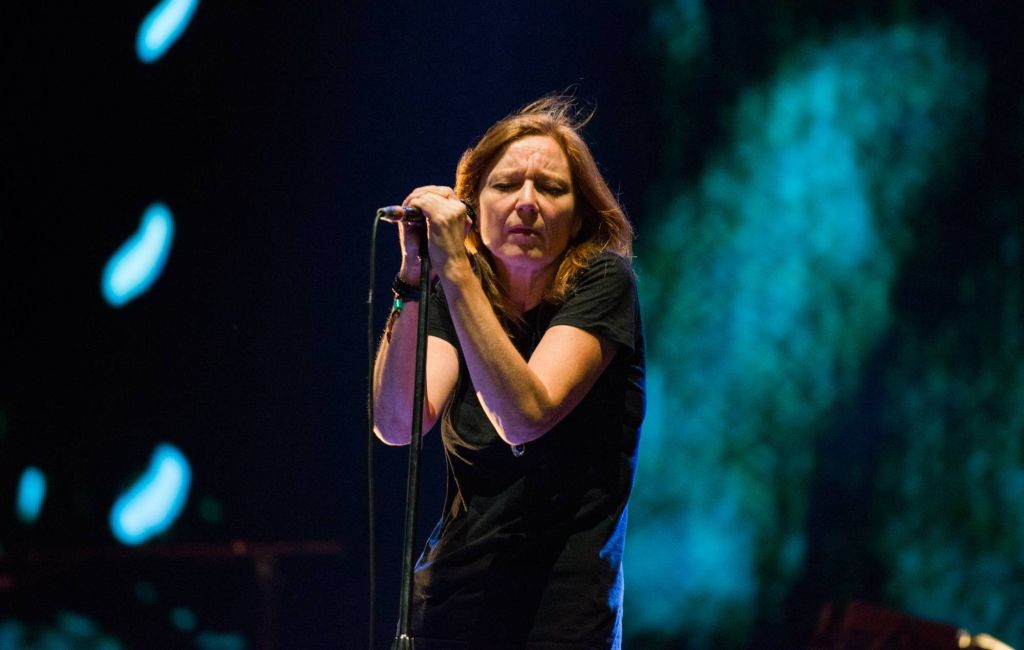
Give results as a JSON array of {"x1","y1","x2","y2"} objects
[
  {"x1": 16, "y1": 466, "x2": 46, "y2": 524},
  {"x1": 110, "y1": 443, "x2": 192, "y2": 546},
  {"x1": 136, "y1": 0, "x2": 199, "y2": 64},
  {"x1": 627, "y1": 24, "x2": 982, "y2": 645},
  {"x1": 101, "y1": 202, "x2": 175, "y2": 308}
]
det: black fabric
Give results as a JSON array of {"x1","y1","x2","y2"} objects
[{"x1": 411, "y1": 252, "x2": 645, "y2": 650}]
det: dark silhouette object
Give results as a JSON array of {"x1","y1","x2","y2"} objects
[{"x1": 810, "y1": 601, "x2": 1015, "y2": 650}]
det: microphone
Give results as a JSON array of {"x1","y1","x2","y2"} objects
[{"x1": 377, "y1": 205, "x2": 423, "y2": 224}]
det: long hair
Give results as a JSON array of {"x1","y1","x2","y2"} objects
[{"x1": 454, "y1": 95, "x2": 634, "y2": 325}]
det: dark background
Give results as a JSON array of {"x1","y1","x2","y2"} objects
[{"x1": 2, "y1": 2, "x2": 658, "y2": 648}]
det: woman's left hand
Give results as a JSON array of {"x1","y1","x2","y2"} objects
[{"x1": 402, "y1": 185, "x2": 473, "y2": 275}]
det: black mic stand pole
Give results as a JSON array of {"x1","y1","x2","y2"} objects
[{"x1": 392, "y1": 246, "x2": 430, "y2": 650}]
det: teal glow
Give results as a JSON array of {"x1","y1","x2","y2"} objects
[
  {"x1": 877, "y1": 339, "x2": 1024, "y2": 641},
  {"x1": 628, "y1": 23, "x2": 982, "y2": 645},
  {"x1": 651, "y1": 0, "x2": 708, "y2": 66},
  {"x1": 134, "y1": 580, "x2": 159, "y2": 605},
  {"x1": 170, "y1": 607, "x2": 197, "y2": 632},
  {"x1": 136, "y1": 0, "x2": 199, "y2": 64},
  {"x1": 16, "y1": 466, "x2": 46, "y2": 524},
  {"x1": 101, "y1": 202, "x2": 175, "y2": 307},
  {"x1": 198, "y1": 496, "x2": 224, "y2": 524},
  {"x1": 196, "y1": 631, "x2": 247, "y2": 650},
  {"x1": 0, "y1": 613, "x2": 124, "y2": 649},
  {"x1": 110, "y1": 443, "x2": 192, "y2": 546},
  {"x1": 56, "y1": 611, "x2": 98, "y2": 637}
]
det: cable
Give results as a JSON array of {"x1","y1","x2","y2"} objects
[{"x1": 366, "y1": 214, "x2": 382, "y2": 650}]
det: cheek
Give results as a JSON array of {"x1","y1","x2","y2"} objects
[
  {"x1": 557, "y1": 204, "x2": 579, "y2": 241},
  {"x1": 479, "y1": 212, "x2": 504, "y2": 247}
]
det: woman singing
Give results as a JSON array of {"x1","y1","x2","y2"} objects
[{"x1": 373, "y1": 95, "x2": 645, "y2": 650}]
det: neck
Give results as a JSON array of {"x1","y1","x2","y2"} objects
[{"x1": 496, "y1": 261, "x2": 556, "y2": 313}]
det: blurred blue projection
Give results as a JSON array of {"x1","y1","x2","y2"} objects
[
  {"x1": 136, "y1": 0, "x2": 199, "y2": 63},
  {"x1": 16, "y1": 467, "x2": 47, "y2": 524},
  {"x1": 110, "y1": 443, "x2": 192, "y2": 545},
  {"x1": 101, "y1": 202, "x2": 175, "y2": 307}
]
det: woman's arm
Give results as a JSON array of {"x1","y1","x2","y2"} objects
[
  {"x1": 441, "y1": 263, "x2": 616, "y2": 446},
  {"x1": 405, "y1": 187, "x2": 618, "y2": 447},
  {"x1": 372, "y1": 304, "x2": 459, "y2": 446},
  {"x1": 371, "y1": 206, "x2": 459, "y2": 446}
]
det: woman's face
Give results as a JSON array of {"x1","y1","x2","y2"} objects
[{"x1": 477, "y1": 135, "x2": 579, "y2": 279}]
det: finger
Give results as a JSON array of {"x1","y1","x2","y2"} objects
[
  {"x1": 403, "y1": 185, "x2": 456, "y2": 205},
  {"x1": 420, "y1": 185, "x2": 456, "y2": 198},
  {"x1": 405, "y1": 193, "x2": 452, "y2": 220}
]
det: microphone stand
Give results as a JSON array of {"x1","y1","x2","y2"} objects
[{"x1": 392, "y1": 249, "x2": 430, "y2": 650}]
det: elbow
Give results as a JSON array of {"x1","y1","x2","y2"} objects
[
  {"x1": 373, "y1": 425, "x2": 410, "y2": 446},
  {"x1": 491, "y1": 411, "x2": 555, "y2": 447},
  {"x1": 372, "y1": 408, "x2": 438, "y2": 446},
  {"x1": 372, "y1": 408, "x2": 411, "y2": 446},
  {"x1": 481, "y1": 394, "x2": 561, "y2": 446}
]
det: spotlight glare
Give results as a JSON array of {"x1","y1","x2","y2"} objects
[
  {"x1": 101, "y1": 202, "x2": 175, "y2": 308},
  {"x1": 136, "y1": 0, "x2": 199, "y2": 64},
  {"x1": 110, "y1": 443, "x2": 192, "y2": 546},
  {"x1": 16, "y1": 466, "x2": 47, "y2": 524}
]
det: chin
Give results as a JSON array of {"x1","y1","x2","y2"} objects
[{"x1": 501, "y1": 253, "x2": 558, "y2": 273}]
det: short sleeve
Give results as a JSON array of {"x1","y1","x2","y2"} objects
[
  {"x1": 426, "y1": 285, "x2": 458, "y2": 347},
  {"x1": 548, "y1": 252, "x2": 637, "y2": 354}
]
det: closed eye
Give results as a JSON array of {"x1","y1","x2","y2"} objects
[{"x1": 539, "y1": 184, "x2": 568, "y2": 195}]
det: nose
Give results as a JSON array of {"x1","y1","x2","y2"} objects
[{"x1": 515, "y1": 182, "x2": 539, "y2": 216}]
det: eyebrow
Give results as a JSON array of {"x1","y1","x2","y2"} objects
[{"x1": 489, "y1": 169, "x2": 570, "y2": 184}]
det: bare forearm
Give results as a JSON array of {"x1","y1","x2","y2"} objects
[
  {"x1": 439, "y1": 264, "x2": 556, "y2": 445},
  {"x1": 372, "y1": 304, "x2": 426, "y2": 445}
]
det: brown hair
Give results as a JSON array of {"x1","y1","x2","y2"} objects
[{"x1": 454, "y1": 95, "x2": 634, "y2": 325}]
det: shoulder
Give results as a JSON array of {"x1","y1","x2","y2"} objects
[
  {"x1": 550, "y1": 251, "x2": 639, "y2": 349},
  {"x1": 569, "y1": 251, "x2": 636, "y2": 294},
  {"x1": 586, "y1": 250, "x2": 633, "y2": 273}
]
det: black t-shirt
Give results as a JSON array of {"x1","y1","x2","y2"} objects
[{"x1": 411, "y1": 252, "x2": 645, "y2": 650}]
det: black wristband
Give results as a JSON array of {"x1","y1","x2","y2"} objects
[{"x1": 392, "y1": 275, "x2": 422, "y2": 302}]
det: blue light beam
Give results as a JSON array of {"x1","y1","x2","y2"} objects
[
  {"x1": 16, "y1": 467, "x2": 46, "y2": 524},
  {"x1": 136, "y1": 0, "x2": 199, "y2": 64},
  {"x1": 110, "y1": 443, "x2": 192, "y2": 546},
  {"x1": 101, "y1": 202, "x2": 175, "y2": 308}
]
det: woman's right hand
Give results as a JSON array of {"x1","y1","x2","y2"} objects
[{"x1": 399, "y1": 185, "x2": 473, "y2": 284}]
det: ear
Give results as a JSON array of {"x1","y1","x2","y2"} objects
[{"x1": 572, "y1": 213, "x2": 583, "y2": 239}]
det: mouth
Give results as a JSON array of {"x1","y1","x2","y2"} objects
[{"x1": 508, "y1": 226, "x2": 539, "y2": 237}]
